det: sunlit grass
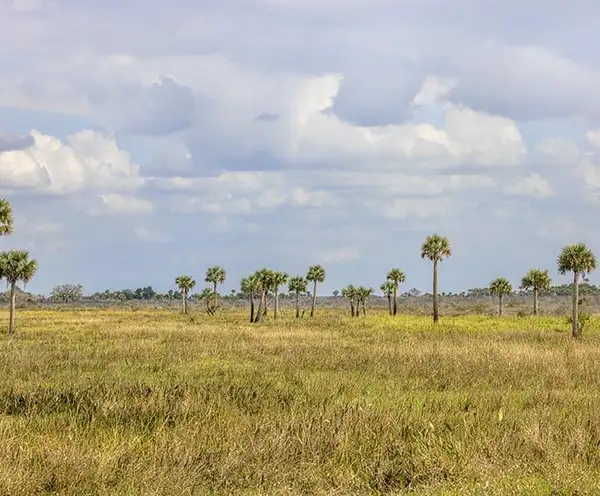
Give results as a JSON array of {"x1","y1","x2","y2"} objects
[{"x1": 0, "y1": 308, "x2": 598, "y2": 494}]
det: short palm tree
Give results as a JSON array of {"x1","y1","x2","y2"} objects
[
  {"x1": 489, "y1": 277, "x2": 512, "y2": 316},
  {"x1": 386, "y1": 268, "x2": 406, "y2": 316},
  {"x1": 380, "y1": 281, "x2": 395, "y2": 315},
  {"x1": 420, "y1": 234, "x2": 452, "y2": 323},
  {"x1": 520, "y1": 268, "x2": 551, "y2": 316},
  {"x1": 557, "y1": 243, "x2": 597, "y2": 338},
  {"x1": 0, "y1": 199, "x2": 14, "y2": 236},
  {"x1": 253, "y1": 268, "x2": 274, "y2": 323},
  {"x1": 197, "y1": 288, "x2": 216, "y2": 315},
  {"x1": 357, "y1": 286, "x2": 374, "y2": 316},
  {"x1": 240, "y1": 275, "x2": 260, "y2": 323},
  {"x1": 175, "y1": 275, "x2": 196, "y2": 314},
  {"x1": 341, "y1": 285, "x2": 358, "y2": 317},
  {"x1": 271, "y1": 271, "x2": 289, "y2": 320},
  {"x1": 306, "y1": 265, "x2": 326, "y2": 317},
  {"x1": 205, "y1": 266, "x2": 226, "y2": 312},
  {"x1": 288, "y1": 275, "x2": 308, "y2": 318},
  {"x1": 0, "y1": 250, "x2": 38, "y2": 335}
]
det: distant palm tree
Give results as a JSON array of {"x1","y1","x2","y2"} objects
[
  {"x1": 520, "y1": 268, "x2": 551, "y2": 316},
  {"x1": 558, "y1": 243, "x2": 597, "y2": 338},
  {"x1": 489, "y1": 277, "x2": 512, "y2": 316},
  {"x1": 271, "y1": 271, "x2": 289, "y2": 320},
  {"x1": 0, "y1": 250, "x2": 37, "y2": 335},
  {"x1": 341, "y1": 285, "x2": 358, "y2": 317},
  {"x1": 0, "y1": 199, "x2": 14, "y2": 236},
  {"x1": 288, "y1": 275, "x2": 308, "y2": 318},
  {"x1": 241, "y1": 275, "x2": 260, "y2": 323},
  {"x1": 380, "y1": 281, "x2": 395, "y2": 315},
  {"x1": 175, "y1": 275, "x2": 196, "y2": 314},
  {"x1": 420, "y1": 234, "x2": 452, "y2": 323},
  {"x1": 205, "y1": 266, "x2": 226, "y2": 312},
  {"x1": 357, "y1": 286, "x2": 374, "y2": 316},
  {"x1": 306, "y1": 265, "x2": 326, "y2": 317},
  {"x1": 198, "y1": 288, "x2": 216, "y2": 315},
  {"x1": 386, "y1": 268, "x2": 406, "y2": 316},
  {"x1": 253, "y1": 268, "x2": 273, "y2": 323}
]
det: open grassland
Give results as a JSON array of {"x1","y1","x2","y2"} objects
[{"x1": 0, "y1": 309, "x2": 600, "y2": 495}]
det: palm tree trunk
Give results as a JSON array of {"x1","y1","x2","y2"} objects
[
  {"x1": 533, "y1": 288, "x2": 538, "y2": 316},
  {"x1": 8, "y1": 280, "x2": 16, "y2": 335},
  {"x1": 387, "y1": 295, "x2": 392, "y2": 315},
  {"x1": 310, "y1": 281, "x2": 317, "y2": 317},
  {"x1": 362, "y1": 300, "x2": 366, "y2": 316},
  {"x1": 355, "y1": 300, "x2": 360, "y2": 318},
  {"x1": 572, "y1": 271, "x2": 579, "y2": 338},
  {"x1": 350, "y1": 301, "x2": 355, "y2": 317},
  {"x1": 212, "y1": 282, "x2": 218, "y2": 312},
  {"x1": 255, "y1": 290, "x2": 266, "y2": 322},
  {"x1": 295, "y1": 292, "x2": 300, "y2": 318},
  {"x1": 498, "y1": 295, "x2": 503, "y2": 317},
  {"x1": 393, "y1": 286, "x2": 398, "y2": 316},
  {"x1": 182, "y1": 289, "x2": 188, "y2": 314},
  {"x1": 274, "y1": 288, "x2": 279, "y2": 320},
  {"x1": 249, "y1": 294, "x2": 255, "y2": 323},
  {"x1": 432, "y1": 260, "x2": 439, "y2": 323}
]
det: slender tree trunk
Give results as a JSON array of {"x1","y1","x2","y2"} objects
[
  {"x1": 212, "y1": 282, "x2": 218, "y2": 312},
  {"x1": 432, "y1": 260, "x2": 439, "y2": 323},
  {"x1": 387, "y1": 295, "x2": 392, "y2": 315},
  {"x1": 393, "y1": 286, "x2": 398, "y2": 316},
  {"x1": 255, "y1": 290, "x2": 266, "y2": 322},
  {"x1": 572, "y1": 271, "x2": 579, "y2": 339},
  {"x1": 274, "y1": 288, "x2": 279, "y2": 320},
  {"x1": 350, "y1": 301, "x2": 355, "y2": 317},
  {"x1": 498, "y1": 295, "x2": 503, "y2": 317},
  {"x1": 310, "y1": 280, "x2": 317, "y2": 317},
  {"x1": 295, "y1": 292, "x2": 300, "y2": 318},
  {"x1": 182, "y1": 289, "x2": 188, "y2": 314},
  {"x1": 362, "y1": 300, "x2": 366, "y2": 316},
  {"x1": 249, "y1": 294, "x2": 255, "y2": 323},
  {"x1": 355, "y1": 300, "x2": 360, "y2": 318},
  {"x1": 533, "y1": 288, "x2": 539, "y2": 316},
  {"x1": 8, "y1": 280, "x2": 16, "y2": 336}
]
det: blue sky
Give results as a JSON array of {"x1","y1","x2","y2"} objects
[{"x1": 1, "y1": 0, "x2": 600, "y2": 295}]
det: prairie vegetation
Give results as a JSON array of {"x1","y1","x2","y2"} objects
[{"x1": 1, "y1": 308, "x2": 600, "y2": 495}]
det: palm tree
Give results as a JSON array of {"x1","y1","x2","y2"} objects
[
  {"x1": 0, "y1": 199, "x2": 14, "y2": 236},
  {"x1": 341, "y1": 285, "x2": 358, "y2": 317},
  {"x1": 489, "y1": 277, "x2": 512, "y2": 316},
  {"x1": 380, "y1": 281, "x2": 395, "y2": 315},
  {"x1": 241, "y1": 275, "x2": 260, "y2": 323},
  {"x1": 420, "y1": 234, "x2": 452, "y2": 323},
  {"x1": 271, "y1": 271, "x2": 289, "y2": 320},
  {"x1": 306, "y1": 265, "x2": 326, "y2": 317},
  {"x1": 557, "y1": 243, "x2": 597, "y2": 338},
  {"x1": 386, "y1": 268, "x2": 406, "y2": 316},
  {"x1": 205, "y1": 266, "x2": 226, "y2": 312},
  {"x1": 288, "y1": 275, "x2": 308, "y2": 318},
  {"x1": 357, "y1": 286, "x2": 374, "y2": 316},
  {"x1": 0, "y1": 250, "x2": 37, "y2": 335},
  {"x1": 253, "y1": 268, "x2": 273, "y2": 323},
  {"x1": 520, "y1": 268, "x2": 551, "y2": 316},
  {"x1": 175, "y1": 275, "x2": 196, "y2": 314},
  {"x1": 197, "y1": 288, "x2": 216, "y2": 315}
]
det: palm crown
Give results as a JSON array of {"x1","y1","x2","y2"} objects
[
  {"x1": 380, "y1": 281, "x2": 394, "y2": 296},
  {"x1": 557, "y1": 243, "x2": 597, "y2": 278},
  {"x1": 489, "y1": 277, "x2": 512, "y2": 296},
  {"x1": 175, "y1": 275, "x2": 196, "y2": 291},
  {"x1": 272, "y1": 271, "x2": 289, "y2": 289},
  {"x1": 420, "y1": 234, "x2": 452, "y2": 262},
  {"x1": 521, "y1": 269, "x2": 551, "y2": 292},
  {"x1": 0, "y1": 250, "x2": 37, "y2": 286},
  {"x1": 288, "y1": 276, "x2": 308, "y2": 294},
  {"x1": 0, "y1": 199, "x2": 14, "y2": 236},
  {"x1": 306, "y1": 265, "x2": 326, "y2": 283},
  {"x1": 386, "y1": 268, "x2": 406, "y2": 288},
  {"x1": 205, "y1": 266, "x2": 226, "y2": 285}
]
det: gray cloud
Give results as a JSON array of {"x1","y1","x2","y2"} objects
[{"x1": 0, "y1": 131, "x2": 34, "y2": 151}]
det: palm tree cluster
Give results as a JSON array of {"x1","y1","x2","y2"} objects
[
  {"x1": 341, "y1": 285, "x2": 374, "y2": 317},
  {"x1": 0, "y1": 199, "x2": 38, "y2": 335},
  {"x1": 175, "y1": 266, "x2": 227, "y2": 315}
]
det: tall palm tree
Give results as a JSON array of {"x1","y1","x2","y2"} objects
[
  {"x1": 175, "y1": 275, "x2": 196, "y2": 314},
  {"x1": 0, "y1": 199, "x2": 14, "y2": 236},
  {"x1": 386, "y1": 268, "x2": 406, "y2": 316},
  {"x1": 420, "y1": 234, "x2": 452, "y2": 323},
  {"x1": 205, "y1": 266, "x2": 226, "y2": 312},
  {"x1": 0, "y1": 250, "x2": 37, "y2": 335},
  {"x1": 241, "y1": 275, "x2": 260, "y2": 323},
  {"x1": 520, "y1": 268, "x2": 551, "y2": 316},
  {"x1": 288, "y1": 275, "x2": 308, "y2": 318},
  {"x1": 271, "y1": 271, "x2": 289, "y2": 320},
  {"x1": 341, "y1": 285, "x2": 358, "y2": 317},
  {"x1": 380, "y1": 281, "x2": 395, "y2": 315},
  {"x1": 557, "y1": 243, "x2": 597, "y2": 338},
  {"x1": 306, "y1": 265, "x2": 326, "y2": 317},
  {"x1": 489, "y1": 277, "x2": 512, "y2": 317}
]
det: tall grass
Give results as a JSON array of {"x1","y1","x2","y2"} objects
[{"x1": 0, "y1": 309, "x2": 598, "y2": 494}]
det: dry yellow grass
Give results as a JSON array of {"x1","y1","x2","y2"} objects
[{"x1": 0, "y1": 308, "x2": 599, "y2": 495}]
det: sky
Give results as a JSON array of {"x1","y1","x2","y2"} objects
[{"x1": 1, "y1": 0, "x2": 600, "y2": 295}]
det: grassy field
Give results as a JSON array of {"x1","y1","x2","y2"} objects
[{"x1": 0, "y1": 309, "x2": 599, "y2": 495}]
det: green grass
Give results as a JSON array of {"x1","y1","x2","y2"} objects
[{"x1": 0, "y1": 309, "x2": 599, "y2": 494}]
